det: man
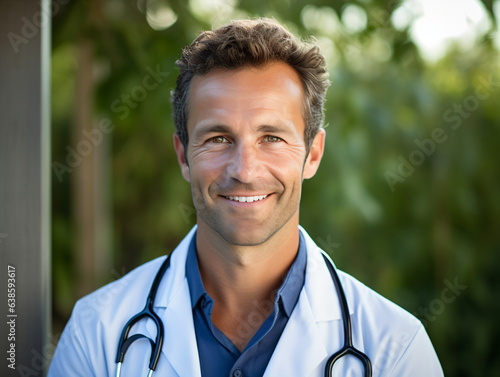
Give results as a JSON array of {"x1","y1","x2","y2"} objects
[{"x1": 49, "y1": 18, "x2": 444, "y2": 376}]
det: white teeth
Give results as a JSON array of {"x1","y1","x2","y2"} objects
[{"x1": 226, "y1": 195, "x2": 268, "y2": 203}]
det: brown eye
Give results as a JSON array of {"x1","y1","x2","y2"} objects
[
  {"x1": 264, "y1": 135, "x2": 282, "y2": 143},
  {"x1": 210, "y1": 136, "x2": 228, "y2": 143}
]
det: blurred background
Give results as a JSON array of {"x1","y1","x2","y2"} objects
[{"x1": 50, "y1": 0, "x2": 500, "y2": 375}]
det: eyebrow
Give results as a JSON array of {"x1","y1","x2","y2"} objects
[
  {"x1": 256, "y1": 124, "x2": 291, "y2": 135},
  {"x1": 192, "y1": 124, "x2": 231, "y2": 140},
  {"x1": 192, "y1": 123, "x2": 294, "y2": 140}
]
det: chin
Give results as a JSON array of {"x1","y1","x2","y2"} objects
[
  {"x1": 211, "y1": 221, "x2": 278, "y2": 247},
  {"x1": 198, "y1": 210, "x2": 295, "y2": 247}
]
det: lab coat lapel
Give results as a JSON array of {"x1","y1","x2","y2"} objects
[
  {"x1": 158, "y1": 280, "x2": 201, "y2": 376},
  {"x1": 263, "y1": 288, "x2": 329, "y2": 376},
  {"x1": 264, "y1": 227, "x2": 346, "y2": 376},
  {"x1": 299, "y1": 227, "x2": 349, "y2": 321},
  {"x1": 146, "y1": 226, "x2": 202, "y2": 377}
]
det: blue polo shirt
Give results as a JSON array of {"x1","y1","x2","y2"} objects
[{"x1": 185, "y1": 232, "x2": 307, "y2": 377}]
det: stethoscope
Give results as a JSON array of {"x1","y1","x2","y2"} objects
[{"x1": 115, "y1": 248, "x2": 372, "y2": 377}]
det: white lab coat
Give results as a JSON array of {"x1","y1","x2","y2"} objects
[{"x1": 48, "y1": 226, "x2": 444, "y2": 377}]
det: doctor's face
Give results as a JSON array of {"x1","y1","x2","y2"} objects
[{"x1": 174, "y1": 62, "x2": 324, "y2": 246}]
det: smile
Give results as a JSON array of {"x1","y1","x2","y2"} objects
[{"x1": 223, "y1": 195, "x2": 269, "y2": 203}]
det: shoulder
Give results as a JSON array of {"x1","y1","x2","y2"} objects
[
  {"x1": 48, "y1": 256, "x2": 169, "y2": 377},
  {"x1": 337, "y1": 269, "x2": 418, "y2": 326},
  {"x1": 72, "y1": 255, "x2": 167, "y2": 325},
  {"x1": 336, "y1": 270, "x2": 442, "y2": 375},
  {"x1": 300, "y1": 227, "x2": 421, "y2": 337}
]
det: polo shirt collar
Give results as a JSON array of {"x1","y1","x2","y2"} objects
[{"x1": 185, "y1": 230, "x2": 307, "y2": 317}]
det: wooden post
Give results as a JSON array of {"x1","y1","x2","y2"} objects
[{"x1": 72, "y1": 0, "x2": 112, "y2": 300}]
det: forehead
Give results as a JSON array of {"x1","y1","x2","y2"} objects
[{"x1": 188, "y1": 62, "x2": 305, "y2": 114}]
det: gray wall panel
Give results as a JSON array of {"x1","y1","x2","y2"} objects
[{"x1": 0, "y1": 0, "x2": 51, "y2": 376}]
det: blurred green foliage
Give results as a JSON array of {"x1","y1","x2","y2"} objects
[{"x1": 51, "y1": 0, "x2": 500, "y2": 375}]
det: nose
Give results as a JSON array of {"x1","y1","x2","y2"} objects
[{"x1": 226, "y1": 142, "x2": 261, "y2": 183}]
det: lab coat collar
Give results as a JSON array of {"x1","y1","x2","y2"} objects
[
  {"x1": 153, "y1": 225, "x2": 197, "y2": 309},
  {"x1": 146, "y1": 226, "x2": 202, "y2": 377},
  {"x1": 299, "y1": 225, "x2": 352, "y2": 321},
  {"x1": 264, "y1": 226, "x2": 350, "y2": 376}
]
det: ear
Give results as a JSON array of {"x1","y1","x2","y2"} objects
[
  {"x1": 173, "y1": 133, "x2": 191, "y2": 182},
  {"x1": 303, "y1": 128, "x2": 325, "y2": 179}
]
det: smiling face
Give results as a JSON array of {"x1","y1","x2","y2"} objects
[{"x1": 174, "y1": 62, "x2": 324, "y2": 247}]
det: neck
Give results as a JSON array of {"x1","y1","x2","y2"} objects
[{"x1": 195, "y1": 219, "x2": 300, "y2": 350}]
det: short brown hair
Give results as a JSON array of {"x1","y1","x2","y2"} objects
[{"x1": 171, "y1": 18, "x2": 330, "y2": 153}]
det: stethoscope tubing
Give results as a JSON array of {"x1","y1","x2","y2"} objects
[
  {"x1": 321, "y1": 252, "x2": 372, "y2": 377},
  {"x1": 115, "y1": 255, "x2": 171, "y2": 376},
  {"x1": 115, "y1": 248, "x2": 372, "y2": 376}
]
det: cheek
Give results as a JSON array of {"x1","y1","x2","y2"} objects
[
  {"x1": 268, "y1": 142, "x2": 307, "y2": 163},
  {"x1": 189, "y1": 157, "x2": 224, "y2": 187},
  {"x1": 267, "y1": 155, "x2": 306, "y2": 185}
]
